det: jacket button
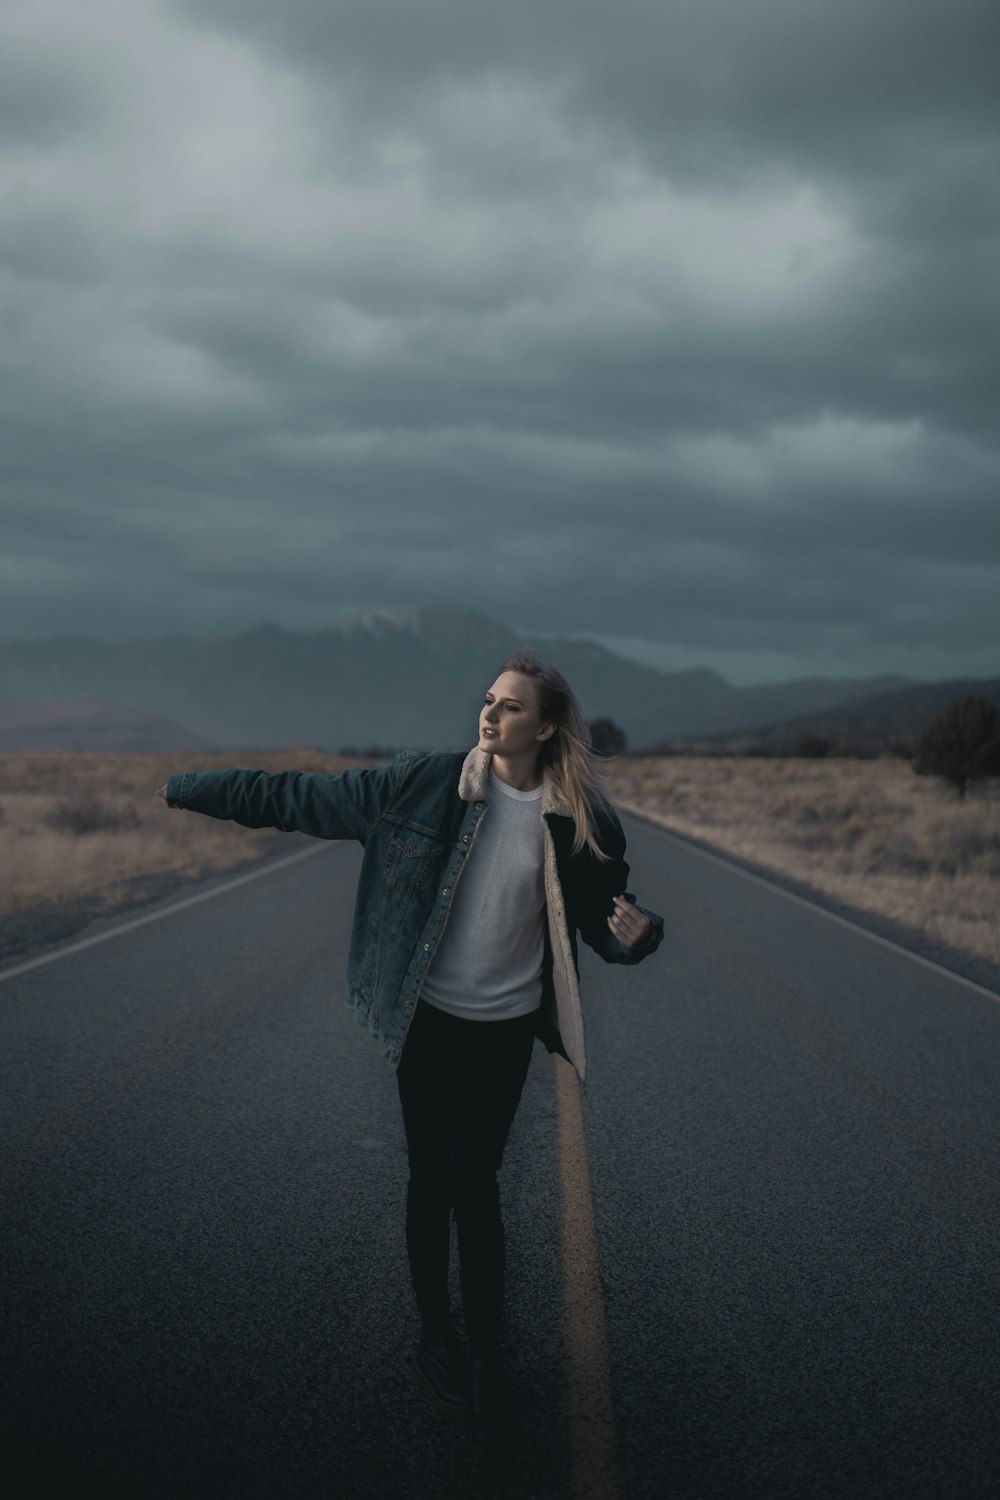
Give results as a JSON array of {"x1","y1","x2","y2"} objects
[
  {"x1": 442, "y1": 887, "x2": 449, "y2": 895},
  {"x1": 462, "y1": 834, "x2": 470, "y2": 842},
  {"x1": 423, "y1": 943, "x2": 430, "y2": 952}
]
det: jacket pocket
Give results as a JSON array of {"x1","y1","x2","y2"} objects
[{"x1": 387, "y1": 828, "x2": 443, "y2": 929}]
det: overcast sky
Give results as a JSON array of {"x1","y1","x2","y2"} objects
[{"x1": 1, "y1": 0, "x2": 997, "y2": 686}]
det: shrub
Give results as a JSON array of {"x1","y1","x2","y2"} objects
[
  {"x1": 43, "y1": 792, "x2": 141, "y2": 837},
  {"x1": 795, "y1": 733, "x2": 832, "y2": 758}
]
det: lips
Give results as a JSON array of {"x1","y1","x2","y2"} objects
[{"x1": 482, "y1": 727, "x2": 499, "y2": 738}]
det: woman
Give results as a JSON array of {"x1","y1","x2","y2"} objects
[{"x1": 157, "y1": 646, "x2": 663, "y2": 1445}]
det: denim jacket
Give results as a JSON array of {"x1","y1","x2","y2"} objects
[{"x1": 166, "y1": 744, "x2": 664, "y2": 1097}]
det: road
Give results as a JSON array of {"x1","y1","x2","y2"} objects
[{"x1": 2, "y1": 813, "x2": 999, "y2": 1499}]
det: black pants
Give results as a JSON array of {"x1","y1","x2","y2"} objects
[{"x1": 396, "y1": 996, "x2": 536, "y2": 1354}]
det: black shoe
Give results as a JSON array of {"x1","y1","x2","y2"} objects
[{"x1": 407, "y1": 1327, "x2": 472, "y2": 1419}]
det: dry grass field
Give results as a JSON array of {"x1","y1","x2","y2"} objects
[
  {"x1": 1, "y1": 748, "x2": 997, "y2": 973},
  {"x1": 0, "y1": 748, "x2": 375, "y2": 959},
  {"x1": 602, "y1": 754, "x2": 1000, "y2": 969}
]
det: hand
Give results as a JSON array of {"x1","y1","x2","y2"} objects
[
  {"x1": 608, "y1": 894, "x2": 652, "y2": 948},
  {"x1": 155, "y1": 784, "x2": 168, "y2": 802}
]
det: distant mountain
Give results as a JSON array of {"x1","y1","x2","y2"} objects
[
  {"x1": 0, "y1": 698, "x2": 215, "y2": 751},
  {"x1": 0, "y1": 607, "x2": 952, "y2": 752},
  {"x1": 662, "y1": 676, "x2": 1000, "y2": 755}
]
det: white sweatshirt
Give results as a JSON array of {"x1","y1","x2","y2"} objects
[{"x1": 417, "y1": 767, "x2": 545, "y2": 1021}]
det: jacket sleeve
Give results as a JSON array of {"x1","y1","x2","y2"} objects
[
  {"x1": 574, "y1": 805, "x2": 665, "y2": 966},
  {"x1": 164, "y1": 757, "x2": 403, "y2": 842}
]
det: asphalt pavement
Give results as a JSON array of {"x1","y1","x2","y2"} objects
[{"x1": 2, "y1": 814, "x2": 998, "y2": 1499}]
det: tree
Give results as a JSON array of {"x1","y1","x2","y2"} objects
[
  {"x1": 588, "y1": 717, "x2": 627, "y2": 756},
  {"x1": 911, "y1": 694, "x2": 1000, "y2": 799},
  {"x1": 795, "y1": 732, "x2": 832, "y2": 758}
]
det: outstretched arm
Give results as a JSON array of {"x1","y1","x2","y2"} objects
[{"x1": 154, "y1": 759, "x2": 403, "y2": 842}]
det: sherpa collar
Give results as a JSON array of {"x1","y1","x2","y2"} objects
[{"x1": 458, "y1": 744, "x2": 571, "y2": 818}]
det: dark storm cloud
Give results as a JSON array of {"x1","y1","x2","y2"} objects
[
  {"x1": 0, "y1": 44, "x2": 102, "y2": 147},
  {"x1": 163, "y1": 0, "x2": 1000, "y2": 440},
  {"x1": 0, "y1": 197, "x2": 106, "y2": 285},
  {"x1": 0, "y1": 0, "x2": 997, "y2": 683},
  {"x1": 172, "y1": 0, "x2": 1000, "y2": 183}
]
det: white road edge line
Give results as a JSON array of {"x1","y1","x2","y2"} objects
[
  {"x1": 0, "y1": 842, "x2": 331, "y2": 985},
  {"x1": 621, "y1": 808, "x2": 1000, "y2": 1006},
  {"x1": 5, "y1": 811, "x2": 996, "y2": 1009}
]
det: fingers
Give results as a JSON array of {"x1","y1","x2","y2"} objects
[
  {"x1": 608, "y1": 894, "x2": 637, "y2": 940},
  {"x1": 608, "y1": 894, "x2": 650, "y2": 948},
  {"x1": 610, "y1": 895, "x2": 634, "y2": 923}
]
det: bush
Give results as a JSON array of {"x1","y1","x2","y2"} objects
[
  {"x1": 43, "y1": 792, "x2": 141, "y2": 837},
  {"x1": 795, "y1": 733, "x2": 832, "y2": 758},
  {"x1": 589, "y1": 717, "x2": 627, "y2": 756}
]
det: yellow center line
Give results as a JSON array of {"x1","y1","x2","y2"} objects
[{"x1": 554, "y1": 1055, "x2": 625, "y2": 1500}]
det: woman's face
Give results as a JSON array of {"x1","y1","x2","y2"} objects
[{"x1": 479, "y1": 670, "x2": 555, "y2": 757}]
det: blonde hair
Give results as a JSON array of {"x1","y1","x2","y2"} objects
[{"x1": 496, "y1": 646, "x2": 618, "y2": 863}]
